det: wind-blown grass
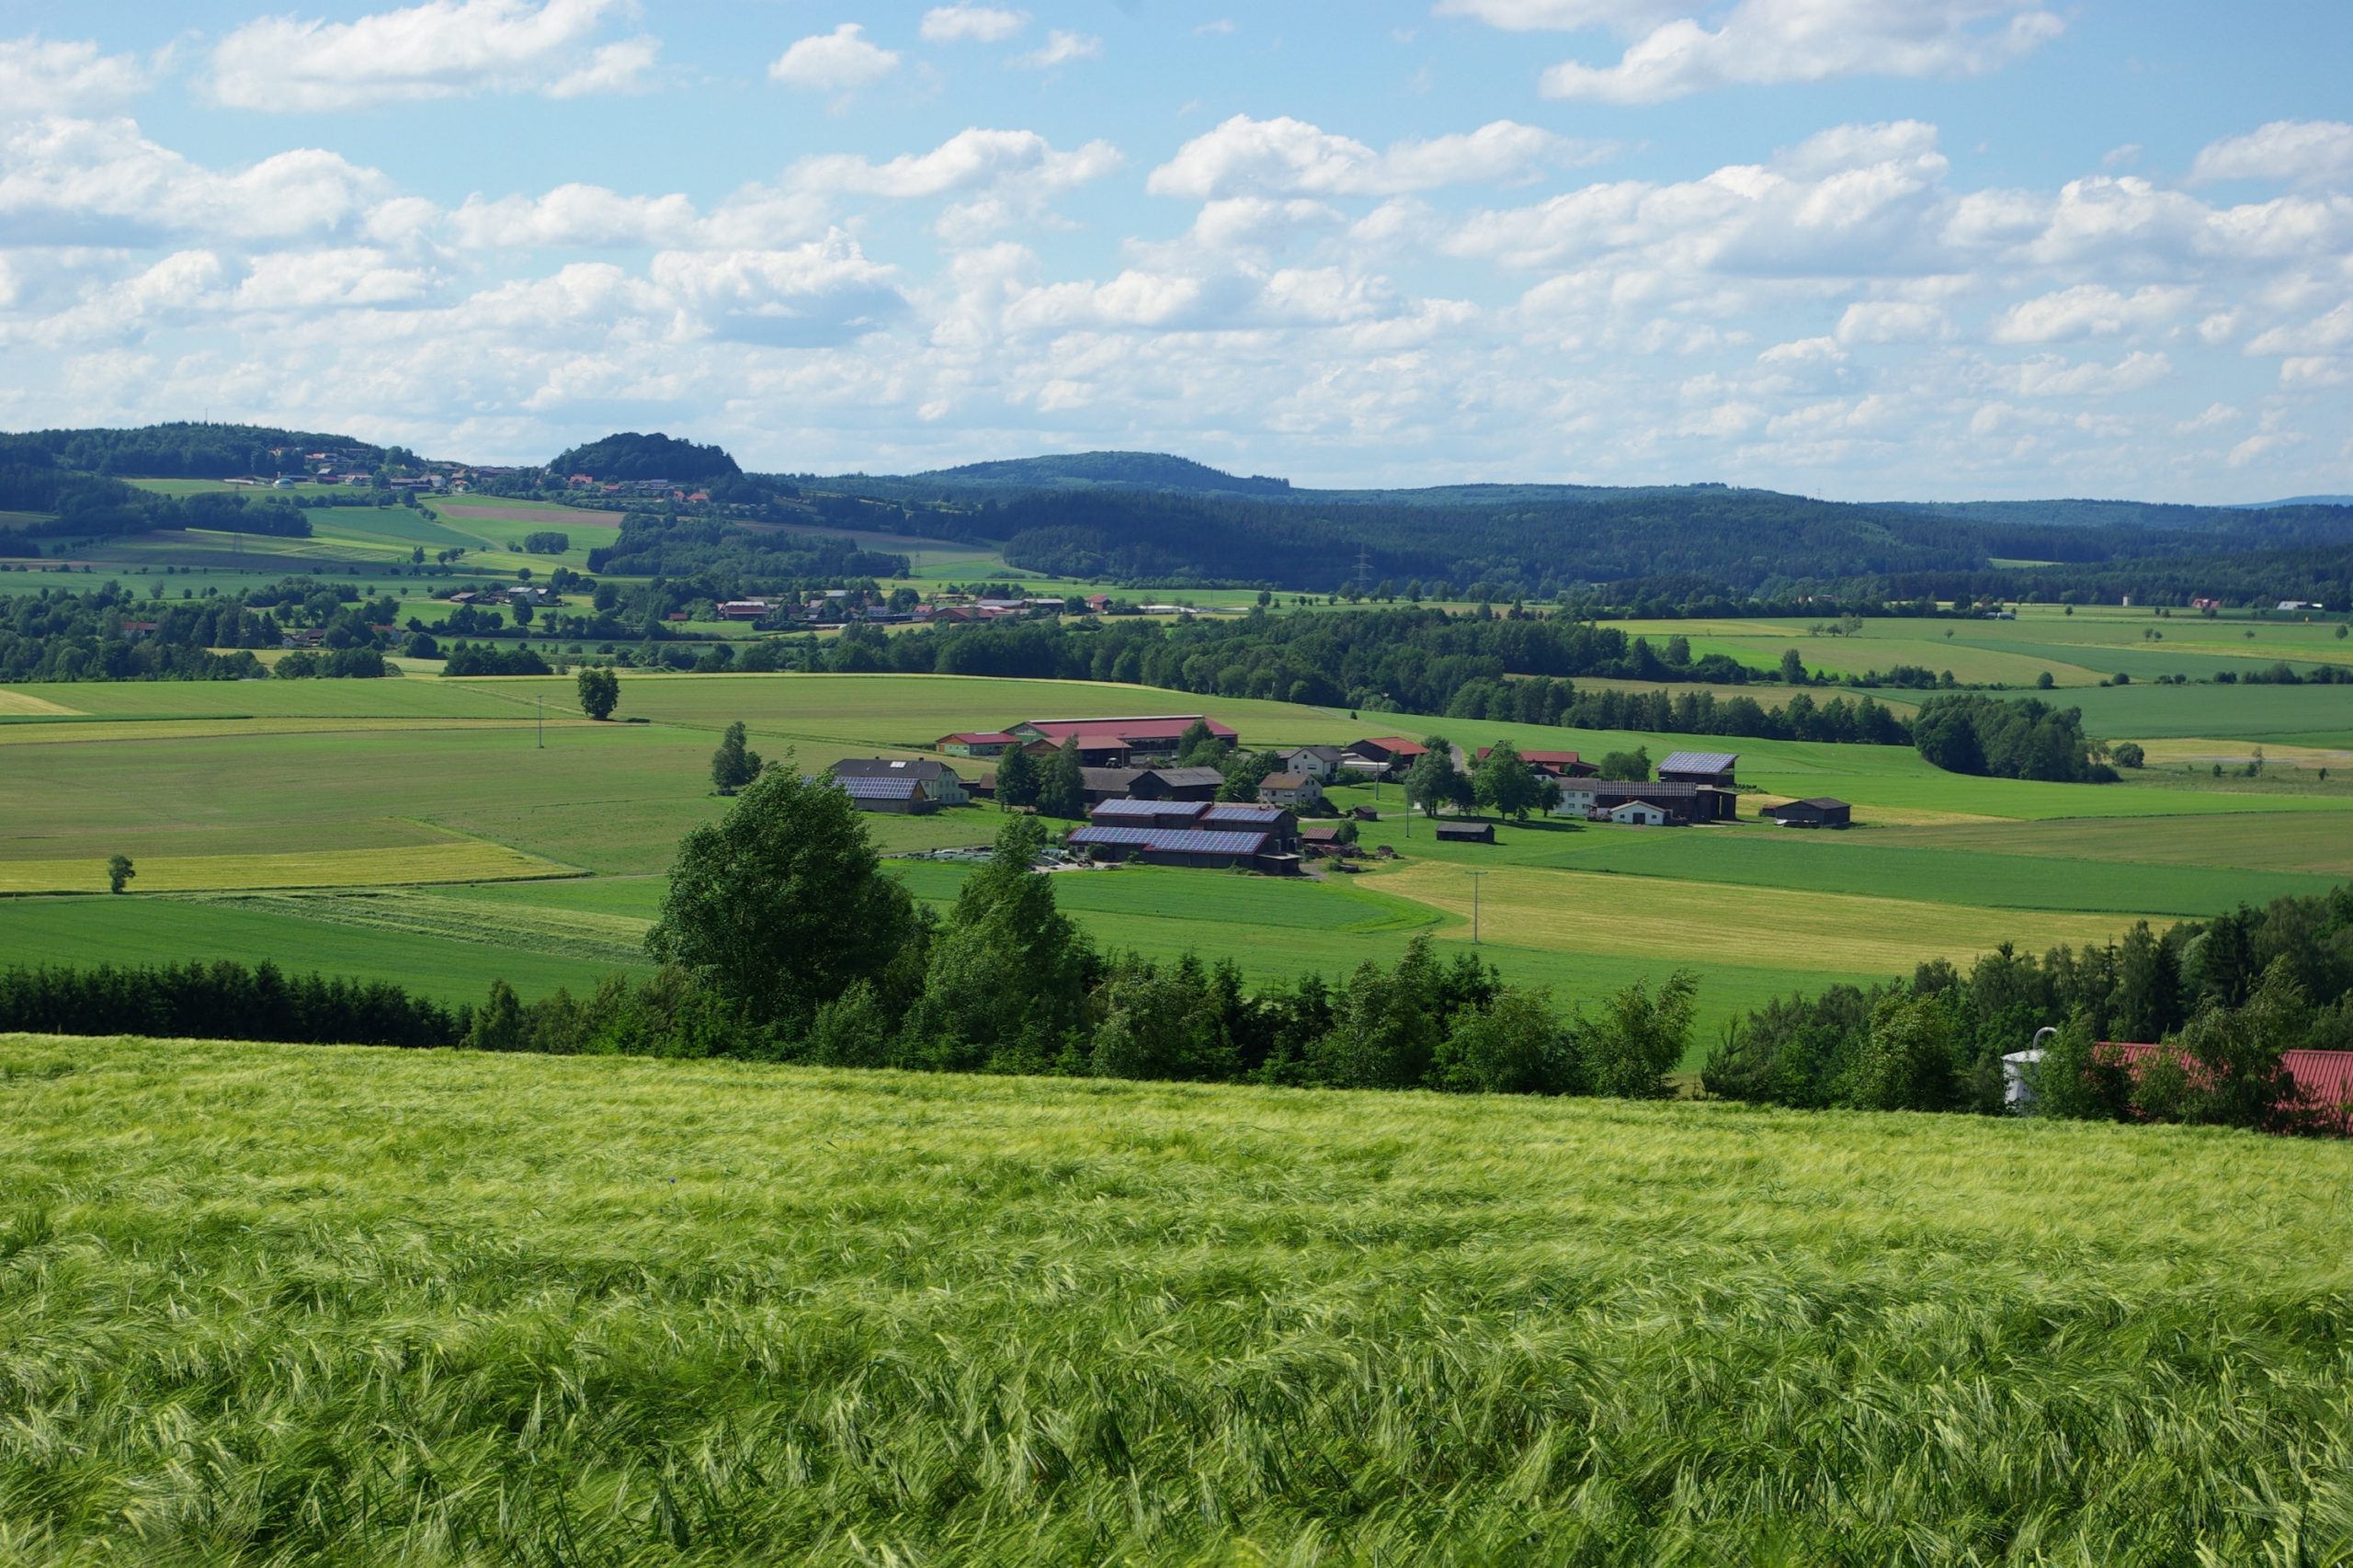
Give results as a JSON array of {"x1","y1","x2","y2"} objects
[{"x1": 3, "y1": 1035, "x2": 2350, "y2": 1564}]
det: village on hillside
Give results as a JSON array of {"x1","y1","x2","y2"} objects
[{"x1": 818, "y1": 713, "x2": 1854, "y2": 874}]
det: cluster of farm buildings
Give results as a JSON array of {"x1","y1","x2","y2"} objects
[{"x1": 819, "y1": 713, "x2": 1852, "y2": 872}]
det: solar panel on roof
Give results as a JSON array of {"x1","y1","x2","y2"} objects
[
  {"x1": 1658, "y1": 750, "x2": 1740, "y2": 773},
  {"x1": 830, "y1": 775, "x2": 923, "y2": 799},
  {"x1": 1069, "y1": 826, "x2": 1271, "y2": 854}
]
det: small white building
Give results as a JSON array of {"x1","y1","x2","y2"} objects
[
  {"x1": 1273, "y1": 744, "x2": 1347, "y2": 781},
  {"x1": 1551, "y1": 783, "x2": 1599, "y2": 818},
  {"x1": 1606, "y1": 799, "x2": 1668, "y2": 827}
]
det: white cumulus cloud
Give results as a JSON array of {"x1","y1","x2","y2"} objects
[
  {"x1": 921, "y1": 6, "x2": 1029, "y2": 43},
  {"x1": 1989, "y1": 284, "x2": 2196, "y2": 344},
  {"x1": 2188, "y1": 120, "x2": 2353, "y2": 189},
  {"x1": 0, "y1": 35, "x2": 152, "y2": 115},
  {"x1": 1013, "y1": 30, "x2": 1102, "y2": 70},
  {"x1": 769, "y1": 23, "x2": 901, "y2": 93},
  {"x1": 1150, "y1": 114, "x2": 1606, "y2": 199},
  {"x1": 210, "y1": 0, "x2": 656, "y2": 111},
  {"x1": 1535, "y1": 0, "x2": 2064, "y2": 105}
]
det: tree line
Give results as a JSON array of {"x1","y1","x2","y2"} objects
[{"x1": 1705, "y1": 886, "x2": 2353, "y2": 1133}]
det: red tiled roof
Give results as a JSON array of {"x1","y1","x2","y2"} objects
[
  {"x1": 2107, "y1": 1042, "x2": 2353, "y2": 1135},
  {"x1": 1362, "y1": 737, "x2": 1427, "y2": 756},
  {"x1": 941, "y1": 732, "x2": 1016, "y2": 745},
  {"x1": 1020, "y1": 716, "x2": 1235, "y2": 743}
]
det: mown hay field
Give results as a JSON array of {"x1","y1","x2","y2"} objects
[
  {"x1": 0, "y1": 838, "x2": 574, "y2": 895},
  {"x1": 1377, "y1": 863, "x2": 2168, "y2": 976},
  {"x1": 5, "y1": 1035, "x2": 2351, "y2": 1564}
]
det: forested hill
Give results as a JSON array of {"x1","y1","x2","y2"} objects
[
  {"x1": 549, "y1": 432, "x2": 741, "y2": 483},
  {"x1": 0, "y1": 422, "x2": 384, "y2": 479},
  {"x1": 910, "y1": 451, "x2": 1295, "y2": 497},
  {"x1": 966, "y1": 486, "x2": 2353, "y2": 603}
]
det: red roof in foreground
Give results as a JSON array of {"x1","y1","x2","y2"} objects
[
  {"x1": 1361, "y1": 736, "x2": 1428, "y2": 756},
  {"x1": 2108, "y1": 1041, "x2": 2353, "y2": 1135}
]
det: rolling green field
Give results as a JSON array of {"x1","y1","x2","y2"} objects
[
  {"x1": 5, "y1": 1034, "x2": 2351, "y2": 1562},
  {"x1": 4, "y1": 667, "x2": 2347, "y2": 1042}
]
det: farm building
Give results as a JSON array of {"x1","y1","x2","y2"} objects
[
  {"x1": 715, "y1": 599, "x2": 774, "y2": 621},
  {"x1": 1067, "y1": 824, "x2": 1294, "y2": 872},
  {"x1": 1010, "y1": 716, "x2": 1235, "y2": 759},
  {"x1": 1347, "y1": 737, "x2": 1428, "y2": 773},
  {"x1": 1301, "y1": 823, "x2": 1348, "y2": 849},
  {"x1": 1129, "y1": 767, "x2": 1226, "y2": 802},
  {"x1": 1091, "y1": 801, "x2": 1299, "y2": 853},
  {"x1": 1091, "y1": 798, "x2": 1214, "y2": 828},
  {"x1": 1081, "y1": 767, "x2": 1146, "y2": 805},
  {"x1": 1768, "y1": 797, "x2": 1852, "y2": 829},
  {"x1": 1657, "y1": 750, "x2": 1740, "y2": 788},
  {"x1": 818, "y1": 774, "x2": 937, "y2": 815},
  {"x1": 830, "y1": 757, "x2": 972, "y2": 806},
  {"x1": 1271, "y1": 744, "x2": 1347, "y2": 780},
  {"x1": 938, "y1": 732, "x2": 1017, "y2": 758},
  {"x1": 1477, "y1": 746, "x2": 1596, "y2": 778},
  {"x1": 1554, "y1": 781, "x2": 1737, "y2": 824},
  {"x1": 1434, "y1": 821, "x2": 1495, "y2": 845},
  {"x1": 1606, "y1": 800, "x2": 1673, "y2": 827},
  {"x1": 1202, "y1": 803, "x2": 1301, "y2": 852},
  {"x1": 1258, "y1": 772, "x2": 1324, "y2": 809}
]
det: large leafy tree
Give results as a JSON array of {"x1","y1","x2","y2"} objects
[
  {"x1": 1470, "y1": 740, "x2": 1545, "y2": 822},
  {"x1": 1035, "y1": 737, "x2": 1086, "y2": 819},
  {"x1": 1402, "y1": 735, "x2": 1472, "y2": 821},
  {"x1": 646, "y1": 767, "x2": 917, "y2": 1033},
  {"x1": 995, "y1": 744, "x2": 1040, "y2": 809},
  {"x1": 575, "y1": 665, "x2": 619, "y2": 720},
  {"x1": 902, "y1": 816, "x2": 1097, "y2": 1074}
]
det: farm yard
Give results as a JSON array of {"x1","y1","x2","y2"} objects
[
  {"x1": 4, "y1": 1032, "x2": 2351, "y2": 1562},
  {"x1": 4, "y1": 665, "x2": 2347, "y2": 1053}
]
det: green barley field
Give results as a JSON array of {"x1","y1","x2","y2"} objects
[
  {"x1": 4, "y1": 666, "x2": 2349, "y2": 1047},
  {"x1": 3, "y1": 1033, "x2": 2351, "y2": 1563}
]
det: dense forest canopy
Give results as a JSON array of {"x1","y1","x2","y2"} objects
[
  {"x1": 550, "y1": 432, "x2": 742, "y2": 482},
  {"x1": 0, "y1": 422, "x2": 383, "y2": 478}
]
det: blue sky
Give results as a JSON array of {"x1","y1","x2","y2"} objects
[{"x1": 2, "y1": 2, "x2": 2348, "y2": 499}]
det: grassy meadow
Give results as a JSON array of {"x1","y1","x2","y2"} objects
[
  {"x1": 4, "y1": 1034, "x2": 2352, "y2": 1563},
  {"x1": 3, "y1": 665, "x2": 2348, "y2": 1043}
]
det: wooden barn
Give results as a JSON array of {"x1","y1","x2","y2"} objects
[
  {"x1": 1434, "y1": 821, "x2": 1495, "y2": 845},
  {"x1": 1768, "y1": 797, "x2": 1852, "y2": 829}
]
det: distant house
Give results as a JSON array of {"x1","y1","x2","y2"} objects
[
  {"x1": 1092, "y1": 799, "x2": 1213, "y2": 829},
  {"x1": 1478, "y1": 746, "x2": 1596, "y2": 778},
  {"x1": 1272, "y1": 744, "x2": 1347, "y2": 780},
  {"x1": 1011, "y1": 715, "x2": 1235, "y2": 759},
  {"x1": 1082, "y1": 594, "x2": 1111, "y2": 614},
  {"x1": 1556, "y1": 781, "x2": 1736, "y2": 824},
  {"x1": 938, "y1": 731, "x2": 1017, "y2": 758},
  {"x1": 1657, "y1": 750, "x2": 1740, "y2": 788},
  {"x1": 1606, "y1": 799, "x2": 1672, "y2": 827},
  {"x1": 830, "y1": 756, "x2": 971, "y2": 806},
  {"x1": 1257, "y1": 771, "x2": 1324, "y2": 809},
  {"x1": 1301, "y1": 822, "x2": 1348, "y2": 849},
  {"x1": 820, "y1": 774, "x2": 937, "y2": 815},
  {"x1": 2190, "y1": 597, "x2": 2222, "y2": 610},
  {"x1": 1434, "y1": 821, "x2": 1495, "y2": 845},
  {"x1": 1767, "y1": 797, "x2": 1851, "y2": 829},
  {"x1": 715, "y1": 599, "x2": 773, "y2": 621}
]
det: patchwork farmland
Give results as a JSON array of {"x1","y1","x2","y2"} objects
[{"x1": 6, "y1": 662, "x2": 2347, "y2": 1053}]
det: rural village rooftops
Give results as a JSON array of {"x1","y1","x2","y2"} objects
[
  {"x1": 1016, "y1": 715, "x2": 1237, "y2": 744},
  {"x1": 830, "y1": 758, "x2": 961, "y2": 781},
  {"x1": 1259, "y1": 772, "x2": 1312, "y2": 790},
  {"x1": 939, "y1": 732, "x2": 1017, "y2": 745}
]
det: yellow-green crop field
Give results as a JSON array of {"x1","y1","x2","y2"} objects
[
  {"x1": 4, "y1": 1033, "x2": 2351, "y2": 1562},
  {"x1": 5, "y1": 662, "x2": 2348, "y2": 1050}
]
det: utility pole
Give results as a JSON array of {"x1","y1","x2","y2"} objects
[
  {"x1": 1469, "y1": 869, "x2": 1484, "y2": 944},
  {"x1": 536, "y1": 696, "x2": 543, "y2": 750}
]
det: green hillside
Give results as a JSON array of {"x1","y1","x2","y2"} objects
[{"x1": 5, "y1": 1034, "x2": 2350, "y2": 1563}]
